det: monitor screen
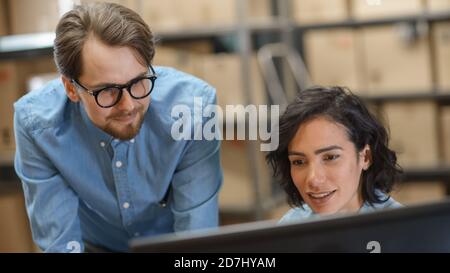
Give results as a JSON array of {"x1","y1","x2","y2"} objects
[{"x1": 129, "y1": 199, "x2": 450, "y2": 253}]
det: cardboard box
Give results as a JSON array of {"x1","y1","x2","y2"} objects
[
  {"x1": 80, "y1": 0, "x2": 138, "y2": 10},
  {"x1": 390, "y1": 182, "x2": 446, "y2": 205},
  {"x1": 432, "y1": 22, "x2": 450, "y2": 91},
  {"x1": 140, "y1": 0, "x2": 206, "y2": 31},
  {"x1": 426, "y1": 0, "x2": 450, "y2": 12},
  {"x1": 361, "y1": 26, "x2": 433, "y2": 94},
  {"x1": 0, "y1": 184, "x2": 34, "y2": 252},
  {"x1": 139, "y1": 0, "x2": 179, "y2": 31},
  {"x1": 304, "y1": 28, "x2": 365, "y2": 94},
  {"x1": 292, "y1": 0, "x2": 349, "y2": 24},
  {"x1": 9, "y1": 0, "x2": 139, "y2": 34},
  {"x1": 15, "y1": 57, "x2": 58, "y2": 93},
  {"x1": 0, "y1": 62, "x2": 18, "y2": 153},
  {"x1": 154, "y1": 47, "x2": 204, "y2": 79},
  {"x1": 219, "y1": 140, "x2": 273, "y2": 213},
  {"x1": 8, "y1": 0, "x2": 75, "y2": 34},
  {"x1": 201, "y1": 54, "x2": 266, "y2": 109},
  {"x1": 351, "y1": 0, "x2": 424, "y2": 20},
  {"x1": 160, "y1": 40, "x2": 214, "y2": 54},
  {"x1": 441, "y1": 106, "x2": 450, "y2": 164},
  {"x1": 140, "y1": 0, "x2": 272, "y2": 31},
  {"x1": 247, "y1": 0, "x2": 273, "y2": 22},
  {"x1": 171, "y1": 0, "x2": 208, "y2": 28},
  {"x1": 382, "y1": 102, "x2": 439, "y2": 168},
  {"x1": 205, "y1": 0, "x2": 272, "y2": 26},
  {"x1": 0, "y1": 0, "x2": 8, "y2": 36},
  {"x1": 155, "y1": 51, "x2": 267, "y2": 109}
]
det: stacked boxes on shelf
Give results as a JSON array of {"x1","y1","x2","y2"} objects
[
  {"x1": 441, "y1": 107, "x2": 450, "y2": 165},
  {"x1": 292, "y1": 0, "x2": 349, "y2": 24},
  {"x1": 0, "y1": 62, "x2": 18, "y2": 154},
  {"x1": 0, "y1": 57, "x2": 58, "y2": 154},
  {"x1": 5, "y1": 0, "x2": 273, "y2": 35},
  {"x1": 201, "y1": 54, "x2": 266, "y2": 109},
  {"x1": 298, "y1": 0, "x2": 449, "y2": 204},
  {"x1": 0, "y1": 0, "x2": 7, "y2": 36},
  {"x1": 382, "y1": 102, "x2": 439, "y2": 168},
  {"x1": 1, "y1": 0, "x2": 275, "y2": 220},
  {"x1": 8, "y1": 0, "x2": 73, "y2": 34},
  {"x1": 155, "y1": 45, "x2": 270, "y2": 212},
  {"x1": 0, "y1": 183, "x2": 34, "y2": 253},
  {"x1": 391, "y1": 182, "x2": 447, "y2": 206},
  {"x1": 433, "y1": 22, "x2": 450, "y2": 91},
  {"x1": 139, "y1": 0, "x2": 272, "y2": 32},
  {"x1": 1, "y1": 0, "x2": 450, "y2": 226},
  {"x1": 351, "y1": 0, "x2": 424, "y2": 19},
  {"x1": 304, "y1": 28, "x2": 364, "y2": 94},
  {"x1": 361, "y1": 25, "x2": 433, "y2": 95},
  {"x1": 427, "y1": 0, "x2": 450, "y2": 12},
  {"x1": 219, "y1": 140, "x2": 273, "y2": 213}
]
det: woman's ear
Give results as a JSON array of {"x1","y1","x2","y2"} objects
[
  {"x1": 361, "y1": 144, "x2": 372, "y2": 171},
  {"x1": 62, "y1": 76, "x2": 80, "y2": 103}
]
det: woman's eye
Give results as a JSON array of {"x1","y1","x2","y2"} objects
[
  {"x1": 324, "y1": 154, "x2": 340, "y2": 161},
  {"x1": 291, "y1": 159, "x2": 305, "y2": 166}
]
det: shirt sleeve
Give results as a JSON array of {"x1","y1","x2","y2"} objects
[
  {"x1": 13, "y1": 110, "x2": 84, "y2": 253},
  {"x1": 169, "y1": 86, "x2": 223, "y2": 232}
]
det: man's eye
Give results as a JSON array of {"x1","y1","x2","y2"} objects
[
  {"x1": 102, "y1": 87, "x2": 120, "y2": 93},
  {"x1": 324, "y1": 154, "x2": 340, "y2": 161}
]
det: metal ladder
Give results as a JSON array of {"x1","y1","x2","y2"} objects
[{"x1": 257, "y1": 42, "x2": 312, "y2": 111}]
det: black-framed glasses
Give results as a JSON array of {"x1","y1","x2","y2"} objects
[{"x1": 71, "y1": 66, "x2": 157, "y2": 108}]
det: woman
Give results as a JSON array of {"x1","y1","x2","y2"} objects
[{"x1": 266, "y1": 86, "x2": 403, "y2": 223}]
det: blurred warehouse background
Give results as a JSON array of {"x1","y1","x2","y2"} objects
[{"x1": 1, "y1": 0, "x2": 450, "y2": 252}]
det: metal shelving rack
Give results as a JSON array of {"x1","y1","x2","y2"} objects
[
  {"x1": 0, "y1": 0, "x2": 286, "y2": 220},
  {"x1": 4, "y1": 1, "x2": 448, "y2": 218},
  {"x1": 294, "y1": 10, "x2": 450, "y2": 31},
  {"x1": 281, "y1": 0, "x2": 450, "y2": 194},
  {"x1": 0, "y1": 23, "x2": 286, "y2": 60}
]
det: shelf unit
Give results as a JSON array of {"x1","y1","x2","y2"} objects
[
  {"x1": 281, "y1": 0, "x2": 450, "y2": 194},
  {"x1": 0, "y1": 0, "x2": 286, "y2": 220},
  {"x1": 402, "y1": 167, "x2": 450, "y2": 195},
  {"x1": 2, "y1": 1, "x2": 450, "y2": 218},
  {"x1": 0, "y1": 21, "x2": 287, "y2": 59},
  {"x1": 294, "y1": 11, "x2": 450, "y2": 31}
]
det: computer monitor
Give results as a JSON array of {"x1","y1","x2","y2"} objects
[{"x1": 129, "y1": 199, "x2": 450, "y2": 253}]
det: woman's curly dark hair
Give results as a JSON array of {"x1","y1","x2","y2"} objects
[{"x1": 266, "y1": 86, "x2": 402, "y2": 208}]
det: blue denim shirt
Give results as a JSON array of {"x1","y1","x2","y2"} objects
[
  {"x1": 14, "y1": 67, "x2": 223, "y2": 252},
  {"x1": 279, "y1": 193, "x2": 402, "y2": 224}
]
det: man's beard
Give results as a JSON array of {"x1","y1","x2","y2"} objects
[{"x1": 102, "y1": 107, "x2": 145, "y2": 140}]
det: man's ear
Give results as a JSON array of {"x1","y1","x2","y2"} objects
[
  {"x1": 361, "y1": 144, "x2": 372, "y2": 171},
  {"x1": 62, "y1": 76, "x2": 80, "y2": 103}
]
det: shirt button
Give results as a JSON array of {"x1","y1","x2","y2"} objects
[
  {"x1": 123, "y1": 202, "x2": 130, "y2": 209},
  {"x1": 115, "y1": 161, "x2": 123, "y2": 168},
  {"x1": 130, "y1": 139, "x2": 135, "y2": 143},
  {"x1": 100, "y1": 142, "x2": 106, "y2": 148}
]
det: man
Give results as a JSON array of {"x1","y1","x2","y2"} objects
[{"x1": 14, "y1": 2, "x2": 222, "y2": 252}]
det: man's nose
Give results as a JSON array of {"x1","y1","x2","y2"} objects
[{"x1": 116, "y1": 89, "x2": 135, "y2": 111}]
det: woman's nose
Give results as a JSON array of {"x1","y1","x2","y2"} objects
[{"x1": 306, "y1": 163, "x2": 326, "y2": 190}]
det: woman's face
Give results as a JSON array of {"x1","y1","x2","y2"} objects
[{"x1": 288, "y1": 116, "x2": 371, "y2": 215}]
